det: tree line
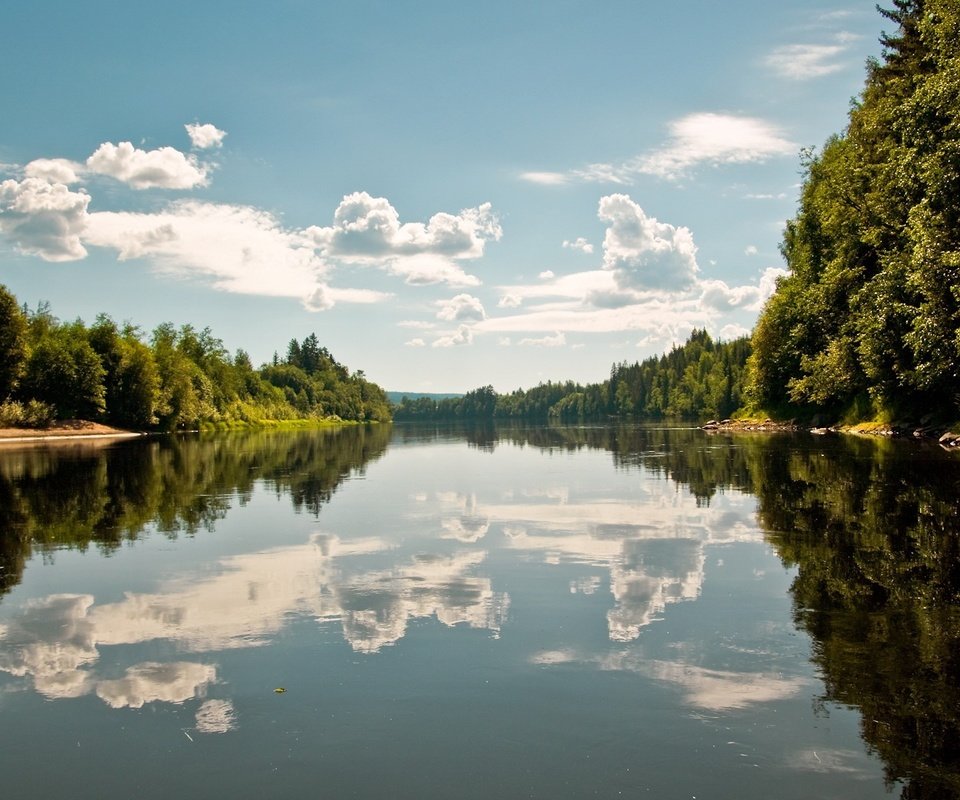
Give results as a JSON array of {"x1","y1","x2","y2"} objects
[
  {"x1": 393, "y1": 329, "x2": 751, "y2": 422},
  {"x1": 747, "y1": 0, "x2": 960, "y2": 423},
  {"x1": 0, "y1": 285, "x2": 391, "y2": 430}
]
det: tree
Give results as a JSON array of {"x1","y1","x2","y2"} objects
[
  {"x1": 0, "y1": 284, "x2": 27, "y2": 399},
  {"x1": 20, "y1": 320, "x2": 106, "y2": 419},
  {"x1": 747, "y1": 1, "x2": 960, "y2": 419},
  {"x1": 89, "y1": 315, "x2": 160, "y2": 428}
]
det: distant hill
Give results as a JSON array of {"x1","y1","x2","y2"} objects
[{"x1": 387, "y1": 391, "x2": 463, "y2": 405}]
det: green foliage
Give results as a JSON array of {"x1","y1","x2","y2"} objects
[
  {"x1": 0, "y1": 287, "x2": 391, "y2": 430},
  {"x1": 0, "y1": 399, "x2": 56, "y2": 428},
  {"x1": 0, "y1": 284, "x2": 28, "y2": 399},
  {"x1": 19, "y1": 318, "x2": 106, "y2": 419},
  {"x1": 748, "y1": 1, "x2": 960, "y2": 420},
  {"x1": 393, "y1": 330, "x2": 751, "y2": 422}
]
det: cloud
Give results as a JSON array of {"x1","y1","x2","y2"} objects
[
  {"x1": 498, "y1": 293, "x2": 521, "y2": 309},
  {"x1": 437, "y1": 293, "x2": 486, "y2": 322},
  {"x1": 0, "y1": 177, "x2": 91, "y2": 261},
  {"x1": 698, "y1": 267, "x2": 786, "y2": 312},
  {"x1": 303, "y1": 285, "x2": 334, "y2": 311},
  {"x1": 765, "y1": 43, "x2": 848, "y2": 80},
  {"x1": 631, "y1": 114, "x2": 796, "y2": 180},
  {"x1": 432, "y1": 325, "x2": 474, "y2": 348},
  {"x1": 538, "y1": 270, "x2": 555, "y2": 280},
  {"x1": 405, "y1": 338, "x2": 426, "y2": 347},
  {"x1": 531, "y1": 113, "x2": 796, "y2": 185},
  {"x1": 83, "y1": 200, "x2": 328, "y2": 303},
  {"x1": 185, "y1": 123, "x2": 227, "y2": 149},
  {"x1": 86, "y1": 141, "x2": 209, "y2": 189},
  {"x1": 719, "y1": 323, "x2": 751, "y2": 340},
  {"x1": 24, "y1": 158, "x2": 82, "y2": 184},
  {"x1": 744, "y1": 245, "x2": 758, "y2": 256},
  {"x1": 519, "y1": 171, "x2": 569, "y2": 186},
  {"x1": 599, "y1": 194, "x2": 699, "y2": 292},
  {"x1": 305, "y1": 191, "x2": 500, "y2": 286},
  {"x1": 562, "y1": 237, "x2": 594, "y2": 254},
  {"x1": 518, "y1": 332, "x2": 566, "y2": 347}
]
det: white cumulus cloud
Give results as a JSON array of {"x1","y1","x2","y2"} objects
[
  {"x1": 305, "y1": 191, "x2": 500, "y2": 286},
  {"x1": 563, "y1": 237, "x2": 594, "y2": 254},
  {"x1": 86, "y1": 141, "x2": 209, "y2": 189},
  {"x1": 24, "y1": 158, "x2": 82, "y2": 184},
  {"x1": 599, "y1": 194, "x2": 699, "y2": 292},
  {"x1": 0, "y1": 177, "x2": 91, "y2": 261},
  {"x1": 699, "y1": 267, "x2": 786, "y2": 312},
  {"x1": 185, "y1": 122, "x2": 227, "y2": 149},
  {"x1": 432, "y1": 325, "x2": 474, "y2": 348},
  {"x1": 437, "y1": 293, "x2": 486, "y2": 322}
]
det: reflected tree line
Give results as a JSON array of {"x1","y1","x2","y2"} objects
[
  {"x1": 2, "y1": 422, "x2": 959, "y2": 795},
  {"x1": 398, "y1": 422, "x2": 960, "y2": 796},
  {"x1": 0, "y1": 425, "x2": 391, "y2": 596}
]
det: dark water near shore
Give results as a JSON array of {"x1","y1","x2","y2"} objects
[{"x1": 1, "y1": 424, "x2": 959, "y2": 799}]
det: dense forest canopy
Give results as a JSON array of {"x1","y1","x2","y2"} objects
[
  {"x1": 747, "y1": 0, "x2": 960, "y2": 422},
  {"x1": 393, "y1": 329, "x2": 751, "y2": 422},
  {"x1": 0, "y1": 285, "x2": 391, "y2": 429}
]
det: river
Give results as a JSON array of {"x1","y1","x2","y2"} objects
[{"x1": 0, "y1": 424, "x2": 957, "y2": 798}]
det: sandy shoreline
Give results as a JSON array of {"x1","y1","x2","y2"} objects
[{"x1": 0, "y1": 420, "x2": 143, "y2": 443}]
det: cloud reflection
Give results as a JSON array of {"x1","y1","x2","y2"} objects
[
  {"x1": 530, "y1": 648, "x2": 806, "y2": 712},
  {"x1": 0, "y1": 532, "x2": 508, "y2": 710},
  {"x1": 425, "y1": 486, "x2": 760, "y2": 641},
  {"x1": 96, "y1": 662, "x2": 217, "y2": 709},
  {"x1": 195, "y1": 699, "x2": 237, "y2": 734}
]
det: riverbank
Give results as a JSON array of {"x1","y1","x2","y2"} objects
[
  {"x1": 0, "y1": 419, "x2": 143, "y2": 443},
  {"x1": 0, "y1": 416, "x2": 385, "y2": 444},
  {"x1": 702, "y1": 417, "x2": 960, "y2": 446}
]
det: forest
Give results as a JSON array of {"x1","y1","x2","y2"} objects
[
  {"x1": 393, "y1": 330, "x2": 751, "y2": 422},
  {"x1": 747, "y1": 0, "x2": 960, "y2": 423},
  {"x1": 0, "y1": 285, "x2": 391, "y2": 430}
]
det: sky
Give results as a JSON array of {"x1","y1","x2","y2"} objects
[{"x1": 0, "y1": 1, "x2": 888, "y2": 393}]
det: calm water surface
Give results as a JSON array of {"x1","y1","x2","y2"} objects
[{"x1": 1, "y1": 424, "x2": 958, "y2": 799}]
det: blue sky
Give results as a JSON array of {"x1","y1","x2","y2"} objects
[{"x1": 0, "y1": 1, "x2": 886, "y2": 392}]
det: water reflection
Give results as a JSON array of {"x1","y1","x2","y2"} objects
[
  {"x1": 0, "y1": 426, "x2": 392, "y2": 594},
  {"x1": 752, "y1": 437, "x2": 960, "y2": 799},
  {"x1": 422, "y1": 471, "x2": 760, "y2": 642},
  {"x1": 0, "y1": 530, "x2": 508, "y2": 709},
  {"x1": 0, "y1": 423, "x2": 959, "y2": 796}
]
